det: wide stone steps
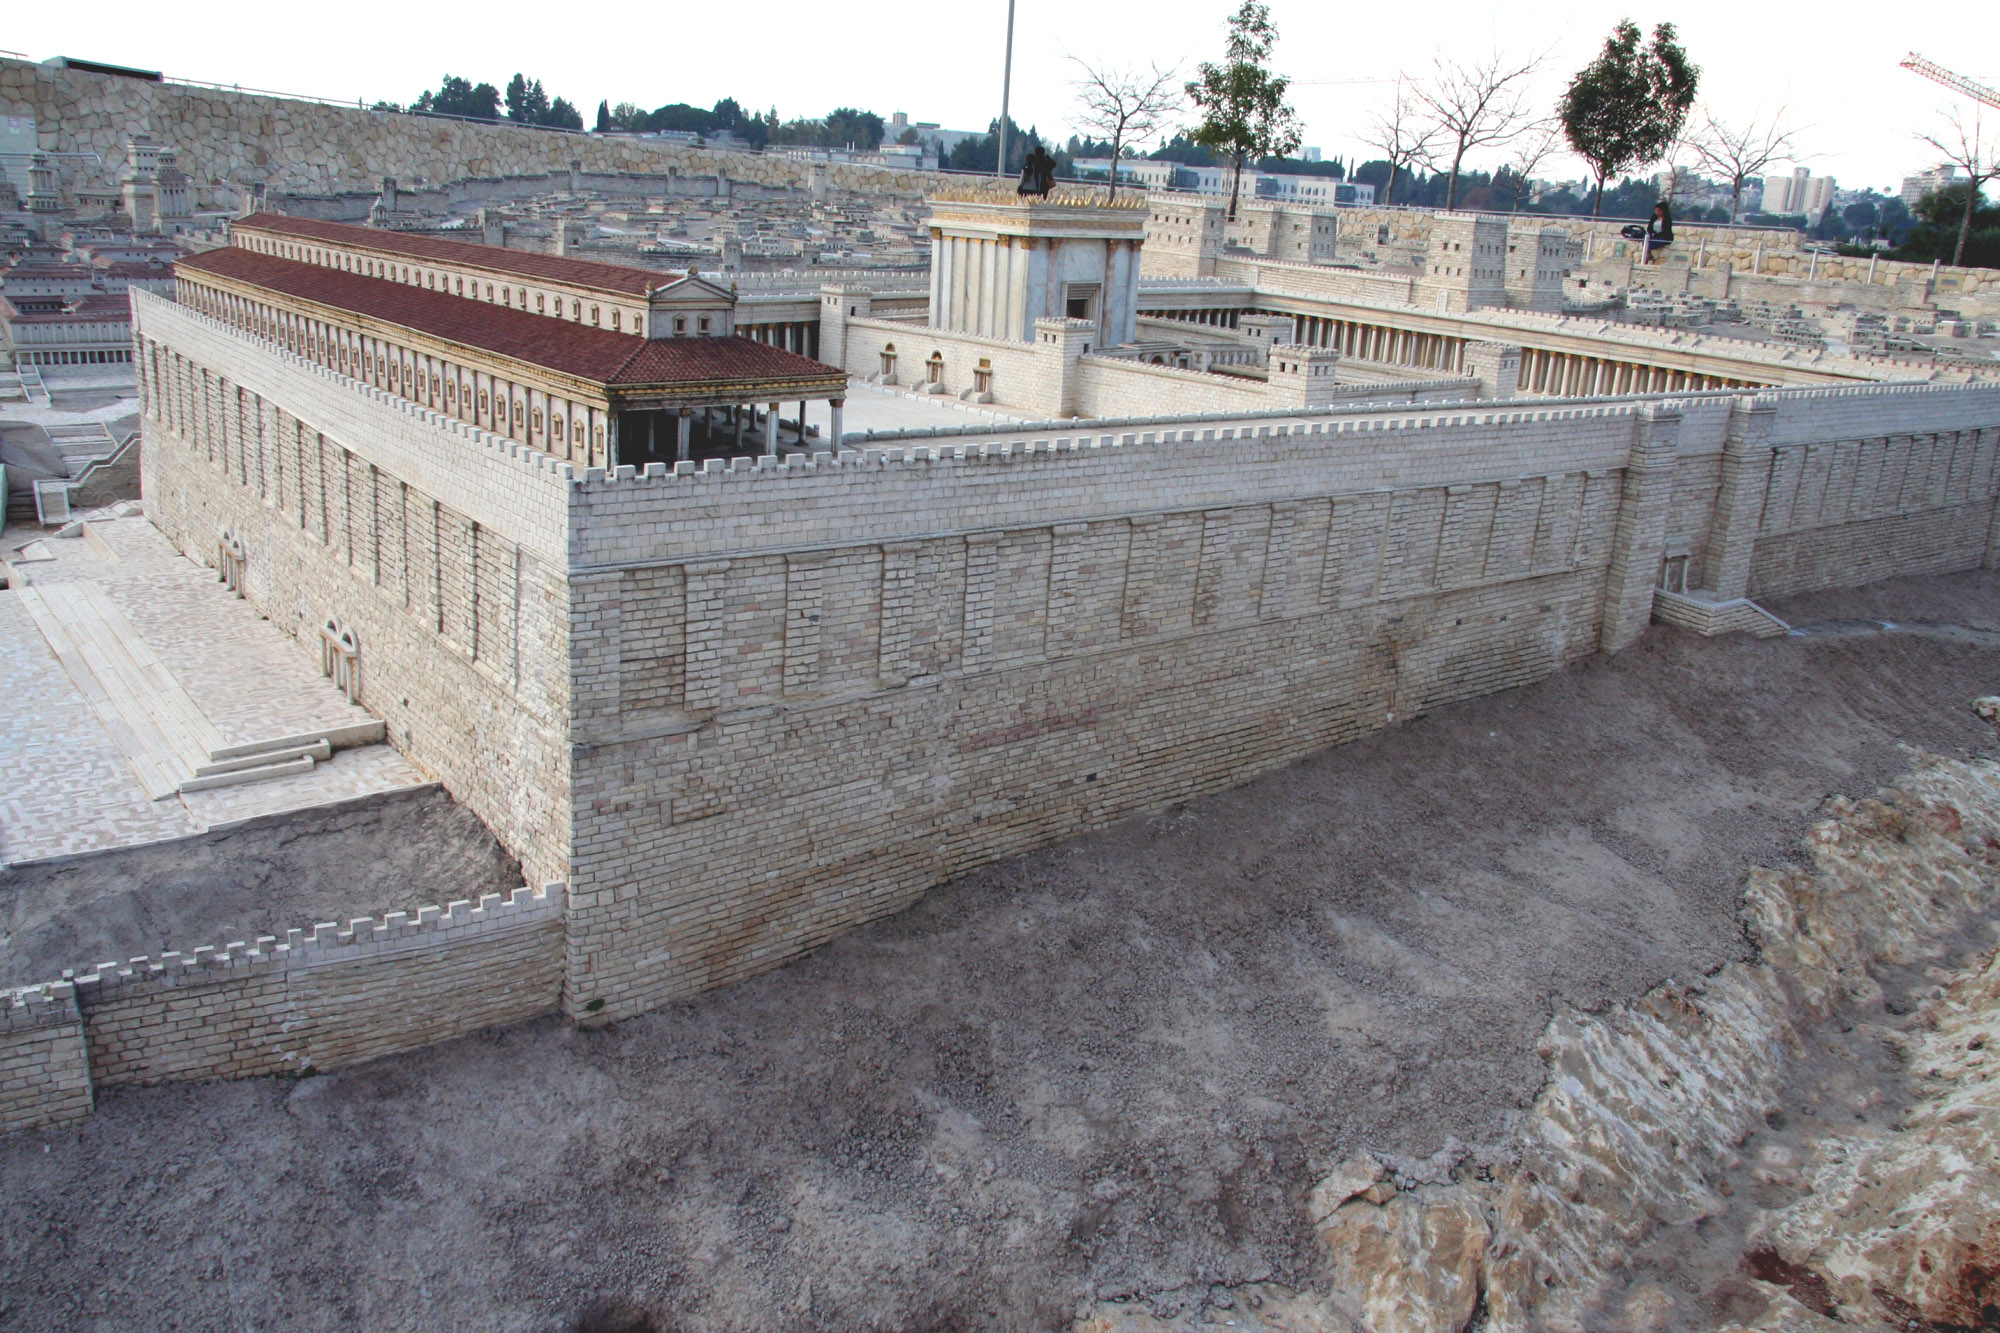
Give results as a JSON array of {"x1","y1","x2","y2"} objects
[{"x1": 16, "y1": 582, "x2": 382, "y2": 800}]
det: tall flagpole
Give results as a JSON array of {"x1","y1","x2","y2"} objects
[{"x1": 995, "y1": 0, "x2": 1016, "y2": 179}]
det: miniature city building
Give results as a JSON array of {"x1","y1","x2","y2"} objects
[{"x1": 175, "y1": 215, "x2": 849, "y2": 467}]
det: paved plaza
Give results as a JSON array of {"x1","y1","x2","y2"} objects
[
  {"x1": 0, "y1": 510, "x2": 429, "y2": 865},
  {"x1": 807, "y1": 379, "x2": 1029, "y2": 440}
]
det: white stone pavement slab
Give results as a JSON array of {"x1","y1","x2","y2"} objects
[{"x1": 0, "y1": 515, "x2": 431, "y2": 866}]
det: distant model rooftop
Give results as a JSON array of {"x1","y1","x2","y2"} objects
[
  {"x1": 169, "y1": 232, "x2": 851, "y2": 472},
  {"x1": 234, "y1": 213, "x2": 671, "y2": 298},
  {"x1": 176, "y1": 247, "x2": 841, "y2": 393}
]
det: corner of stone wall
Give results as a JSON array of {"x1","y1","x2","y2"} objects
[
  {"x1": 1032, "y1": 317, "x2": 1095, "y2": 418},
  {"x1": 0, "y1": 986, "x2": 93, "y2": 1135},
  {"x1": 1599, "y1": 400, "x2": 1682, "y2": 653},
  {"x1": 1462, "y1": 342, "x2": 1522, "y2": 400},
  {"x1": 1704, "y1": 396, "x2": 1780, "y2": 597}
]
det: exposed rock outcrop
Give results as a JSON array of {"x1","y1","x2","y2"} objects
[{"x1": 1077, "y1": 715, "x2": 2000, "y2": 1333}]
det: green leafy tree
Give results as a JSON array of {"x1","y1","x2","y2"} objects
[
  {"x1": 595, "y1": 100, "x2": 611, "y2": 133},
  {"x1": 944, "y1": 118, "x2": 1034, "y2": 173},
  {"x1": 824, "y1": 107, "x2": 885, "y2": 150},
  {"x1": 1185, "y1": 0, "x2": 1301, "y2": 219},
  {"x1": 413, "y1": 75, "x2": 500, "y2": 121},
  {"x1": 1893, "y1": 182, "x2": 2000, "y2": 269},
  {"x1": 1558, "y1": 20, "x2": 1699, "y2": 216},
  {"x1": 505, "y1": 74, "x2": 551, "y2": 125},
  {"x1": 646, "y1": 103, "x2": 715, "y2": 134},
  {"x1": 545, "y1": 97, "x2": 583, "y2": 131}
]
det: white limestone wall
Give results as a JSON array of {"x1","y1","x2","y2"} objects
[
  {"x1": 558, "y1": 405, "x2": 1655, "y2": 1015},
  {"x1": 133, "y1": 293, "x2": 575, "y2": 886},
  {"x1": 1074, "y1": 356, "x2": 1283, "y2": 416},
  {"x1": 831, "y1": 315, "x2": 1071, "y2": 417}
]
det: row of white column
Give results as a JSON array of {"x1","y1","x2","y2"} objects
[
  {"x1": 183, "y1": 277, "x2": 611, "y2": 467},
  {"x1": 620, "y1": 399, "x2": 845, "y2": 467}
]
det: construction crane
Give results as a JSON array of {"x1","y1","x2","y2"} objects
[{"x1": 1901, "y1": 53, "x2": 2000, "y2": 109}]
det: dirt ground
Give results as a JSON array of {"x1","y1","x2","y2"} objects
[
  {"x1": 1, "y1": 569, "x2": 1996, "y2": 1333},
  {"x1": 0, "y1": 789, "x2": 524, "y2": 989}
]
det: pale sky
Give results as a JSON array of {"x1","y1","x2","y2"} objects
[{"x1": 8, "y1": 1, "x2": 1997, "y2": 193}]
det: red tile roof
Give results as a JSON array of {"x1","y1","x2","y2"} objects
[
  {"x1": 233, "y1": 213, "x2": 673, "y2": 298},
  {"x1": 174, "y1": 247, "x2": 845, "y2": 392},
  {"x1": 8, "y1": 293, "x2": 131, "y2": 324}
]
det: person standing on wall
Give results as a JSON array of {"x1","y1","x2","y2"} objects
[{"x1": 1643, "y1": 201, "x2": 1674, "y2": 264}]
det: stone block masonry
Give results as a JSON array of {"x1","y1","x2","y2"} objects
[
  {"x1": 133, "y1": 292, "x2": 574, "y2": 889},
  {"x1": 0, "y1": 57, "x2": 925, "y2": 210},
  {"x1": 0, "y1": 989, "x2": 92, "y2": 1134},
  {"x1": 0, "y1": 887, "x2": 563, "y2": 1131},
  {"x1": 130, "y1": 295, "x2": 2000, "y2": 1033}
]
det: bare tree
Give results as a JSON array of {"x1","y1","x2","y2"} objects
[
  {"x1": 1916, "y1": 107, "x2": 1997, "y2": 267},
  {"x1": 1414, "y1": 48, "x2": 1543, "y2": 210},
  {"x1": 1688, "y1": 109, "x2": 1799, "y2": 222},
  {"x1": 1359, "y1": 80, "x2": 1441, "y2": 207},
  {"x1": 1499, "y1": 120, "x2": 1563, "y2": 211},
  {"x1": 1655, "y1": 125, "x2": 1706, "y2": 215},
  {"x1": 1069, "y1": 57, "x2": 1182, "y2": 199}
]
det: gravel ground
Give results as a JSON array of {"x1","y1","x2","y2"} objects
[
  {"x1": 0, "y1": 788, "x2": 523, "y2": 988},
  {"x1": 1, "y1": 569, "x2": 1996, "y2": 1333}
]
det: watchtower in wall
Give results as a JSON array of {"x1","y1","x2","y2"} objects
[{"x1": 1417, "y1": 215, "x2": 1509, "y2": 313}]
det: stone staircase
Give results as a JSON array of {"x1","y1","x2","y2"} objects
[
  {"x1": 17, "y1": 582, "x2": 384, "y2": 800},
  {"x1": 1651, "y1": 588, "x2": 1791, "y2": 639}
]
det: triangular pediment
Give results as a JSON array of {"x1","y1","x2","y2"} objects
[{"x1": 650, "y1": 274, "x2": 736, "y2": 305}]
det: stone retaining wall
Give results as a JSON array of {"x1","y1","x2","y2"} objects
[
  {"x1": 0, "y1": 990, "x2": 92, "y2": 1133},
  {"x1": 130, "y1": 297, "x2": 2000, "y2": 1034},
  {"x1": 0, "y1": 885, "x2": 563, "y2": 1133},
  {"x1": 0, "y1": 57, "x2": 924, "y2": 209},
  {"x1": 133, "y1": 292, "x2": 574, "y2": 887}
]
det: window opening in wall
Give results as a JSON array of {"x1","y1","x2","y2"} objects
[
  {"x1": 927, "y1": 350, "x2": 944, "y2": 384},
  {"x1": 674, "y1": 316, "x2": 687, "y2": 334},
  {"x1": 537, "y1": 293, "x2": 545, "y2": 312},
  {"x1": 698, "y1": 316, "x2": 711, "y2": 334},
  {"x1": 217, "y1": 529, "x2": 247, "y2": 597},
  {"x1": 1659, "y1": 554, "x2": 1691, "y2": 594},
  {"x1": 487, "y1": 283, "x2": 495, "y2": 300},
  {"x1": 590, "y1": 305, "x2": 599, "y2": 324},
  {"x1": 612, "y1": 311, "x2": 621, "y2": 330},
  {"x1": 974, "y1": 359, "x2": 992, "y2": 395},
  {"x1": 320, "y1": 618, "x2": 360, "y2": 704},
  {"x1": 879, "y1": 343, "x2": 897, "y2": 381},
  {"x1": 456, "y1": 278, "x2": 463, "y2": 294},
  {"x1": 479, "y1": 391, "x2": 490, "y2": 413}
]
